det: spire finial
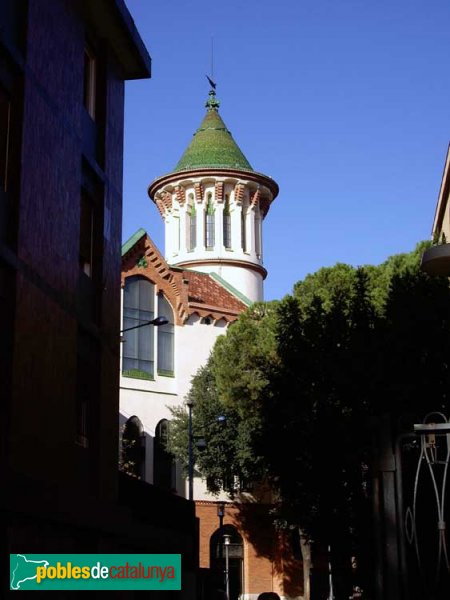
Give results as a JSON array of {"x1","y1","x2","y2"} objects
[
  {"x1": 205, "y1": 76, "x2": 220, "y2": 111},
  {"x1": 205, "y1": 37, "x2": 219, "y2": 111}
]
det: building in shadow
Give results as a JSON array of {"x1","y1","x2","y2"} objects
[
  {"x1": 0, "y1": 1, "x2": 197, "y2": 596},
  {"x1": 368, "y1": 147, "x2": 450, "y2": 600}
]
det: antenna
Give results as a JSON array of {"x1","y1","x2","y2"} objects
[
  {"x1": 206, "y1": 37, "x2": 217, "y2": 92},
  {"x1": 211, "y1": 36, "x2": 214, "y2": 80}
]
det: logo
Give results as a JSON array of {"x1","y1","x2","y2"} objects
[{"x1": 9, "y1": 554, "x2": 181, "y2": 591}]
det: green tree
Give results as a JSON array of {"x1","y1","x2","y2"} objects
[
  {"x1": 293, "y1": 240, "x2": 432, "y2": 316},
  {"x1": 169, "y1": 241, "x2": 449, "y2": 599}
]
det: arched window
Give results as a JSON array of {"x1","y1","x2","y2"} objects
[
  {"x1": 122, "y1": 276, "x2": 154, "y2": 379},
  {"x1": 255, "y1": 205, "x2": 261, "y2": 258},
  {"x1": 210, "y1": 525, "x2": 244, "y2": 600},
  {"x1": 223, "y1": 194, "x2": 231, "y2": 249},
  {"x1": 121, "y1": 416, "x2": 145, "y2": 479},
  {"x1": 241, "y1": 202, "x2": 247, "y2": 252},
  {"x1": 186, "y1": 194, "x2": 196, "y2": 251},
  {"x1": 175, "y1": 216, "x2": 180, "y2": 252},
  {"x1": 205, "y1": 193, "x2": 215, "y2": 249},
  {"x1": 157, "y1": 294, "x2": 174, "y2": 375},
  {"x1": 154, "y1": 419, "x2": 176, "y2": 491}
]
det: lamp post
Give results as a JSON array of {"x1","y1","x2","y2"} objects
[
  {"x1": 327, "y1": 544, "x2": 334, "y2": 600},
  {"x1": 217, "y1": 501, "x2": 225, "y2": 530},
  {"x1": 185, "y1": 398, "x2": 194, "y2": 501},
  {"x1": 224, "y1": 533, "x2": 231, "y2": 600},
  {"x1": 184, "y1": 406, "x2": 226, "y2": 502},
  {"x1": 217, "y1": 502, "x2": 226, "y2": 593},
  {"x1": 120, "y1": 315, "x2": 168, "y2": 334},
  {"x1": 217, "y1": 501, "x2": 225, "y2": 563}
]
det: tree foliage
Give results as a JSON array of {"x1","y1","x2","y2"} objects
[
  {"x1": 168, "y1": 241, "x2": 450, "y2": 593},
  {"x1": 293, "y1": 240, "x2": 432, "y2": 315}
]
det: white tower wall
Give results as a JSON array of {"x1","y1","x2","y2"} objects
[{"x1": 153, "y1": 176, "x2": 273, "y2": 303}]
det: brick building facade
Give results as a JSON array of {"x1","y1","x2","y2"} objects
[{"x1": 196, "y1": 502, "x2": 303, "y2": 600}]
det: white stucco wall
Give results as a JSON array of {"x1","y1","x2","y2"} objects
[
  {"x1": 155, "y1": 176, "x2": 270, "y2": 303},
  {"x1": 120, "y1": 314, "x2": 230, "y2": 499},
  {"x1": 176, "y1": 314, "x2": 228, "y2": 397},
  {"x1": 187, "y1": 263, "x2": 263, "y2": 305}
]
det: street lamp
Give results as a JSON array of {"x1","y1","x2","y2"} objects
[
  {"x1": 217, "y1": 502, "x2": 226, "y2": 587},
  {"x1": 224, "y1": 533, "x2": 231, "y2": 600},
  {"x1": 217, "y1": 501, "x2": 225, "y2": 528},
  {"x1": 185, "y1": 397, "x2": 194, "y2": 501},
  {"x1": 120, "y1": 315, "x2": 168, "y2": 334}
]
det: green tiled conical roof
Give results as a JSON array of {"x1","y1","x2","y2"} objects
[{"x1": 174, "y1": 91, "x2": 253, "y2": 173}]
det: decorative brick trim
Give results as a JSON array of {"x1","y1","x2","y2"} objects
[
  {"x1": 189, "y1": 303, "x2": 240, "y2": 323},
  {"x1": 194, "y1": 182, "x2": 204, "y2": 203},
  {"x1": 155, "y1": 197, "x2": 165, "y2": 216},
  {"x1": 250, "y1": 188, "x2": 261, "y2": 207},
  {"x1": 121, "y1": 234, "x2": 251, "y2": 326},
  {"x1": 190, "y1": 310, "x2": 236, "y2": 323},
  {"x1": 161, "y1": 191, "x2": 172, "y2": 211},
  {"x1": 215, "y1": 181, "x2": 224, "y2": 203},
  {"x1": 175, "y1": 185, "x2": 186, "y2": 205},
  {"x1": 121, "y1": 234, "x2": 187, "y2": 325},
  {"x1": 177, "y1": 257, "x2": 268, "y2": 279},
  {"x1": 234, "y1": 183, "x2": 245, "y2": 205},
  {"x1": 148, "y1": 168, "x2": 279, "y2": 201}
]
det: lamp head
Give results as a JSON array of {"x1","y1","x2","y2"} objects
[
  {"x1": 151, "y1": 316, "x2": 169, "y2": 326},
  {"x1": 195, "y1": 438, "x2": 207, "y2": 451}
]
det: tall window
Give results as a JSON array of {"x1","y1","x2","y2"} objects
[
  {"x1": 122, "y1": 276, "x2": 155, "y2": 379},
  {"x1": 223, "y1": 194, "x2": 231, "y2": 249},
  {"x1": 121, "y1": 416, "x2": 145, "y2": 479},
  {"x1": 0, "y1": 87, "x2": 11, "y2": 192},
  {"x1": 76, "y1": 330, "x2": 99, "y2": 449},
  {"x1": 241, "y1": 204, "x2": 247, "y2": 252},
  {"x1": 176, "y1": 216, "x2": 180, "y2": 251},
  {"x1": 205, "y1": 193, "x2": 215, "y2": 249},
  {"x1": 79, "y1": 191, "x2": 94, "y2": 277},
  {"x1": 157, "y1": 294, "x2": 174, "y2": 375},
  {"x1": 255, "y1": 206, "x2": 261, "y2": 258},
  {"x1": 83, "y1": 45, "x2": 97, "y2": 120},
  {"x1": 154, "y1": 419, "x2": 176, "y2": 491},
  {"x1": 79, "y1": 173, "x2": 104, "y2": 324},
  {"x1": 186, "y1": 194, "x2": 196, "y2": 251}
]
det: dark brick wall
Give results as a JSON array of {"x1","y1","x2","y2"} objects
[
  {"x1": 0, "y1": 4, "x2": 197, "y2": 597},
  {"x1": 6, "y1": 0, "x2": 126, "y2": 499}
]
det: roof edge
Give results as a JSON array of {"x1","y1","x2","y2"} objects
[
  {"x1": 79, "y1": 0, "x2": 151, "y2": 80},
  {"x1": 432, "y1": 143, "x2": 450, "y2": 235},
  {"x1": 121, "y1": 228, "x2": 147, "y2": 256},
  {"x1": 209, "y1": 273, "x2": 252, "y2": 307},
  {"x1": 148, "y1": 167, "x2": 279, "y2": 200}
]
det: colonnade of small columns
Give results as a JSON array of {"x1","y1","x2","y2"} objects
[{"x1": 154, "y1": 178, "x2": 271, "y2": 267}]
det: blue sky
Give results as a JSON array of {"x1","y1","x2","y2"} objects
[{"x1": 123, "y1": 0, "x2": 450, "y2": 301}]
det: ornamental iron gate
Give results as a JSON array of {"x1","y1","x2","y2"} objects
[{"x1": 398, "y1": 412, "x2": 450, "y2": 600}]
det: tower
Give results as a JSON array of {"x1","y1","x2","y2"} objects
[{"x1": 148, "y1": 87, "x2": 279, "y2": 302}]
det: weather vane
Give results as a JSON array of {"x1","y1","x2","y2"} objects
[{"x1": 205, "y1": 37, "x2": 219, "y2": 110}]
